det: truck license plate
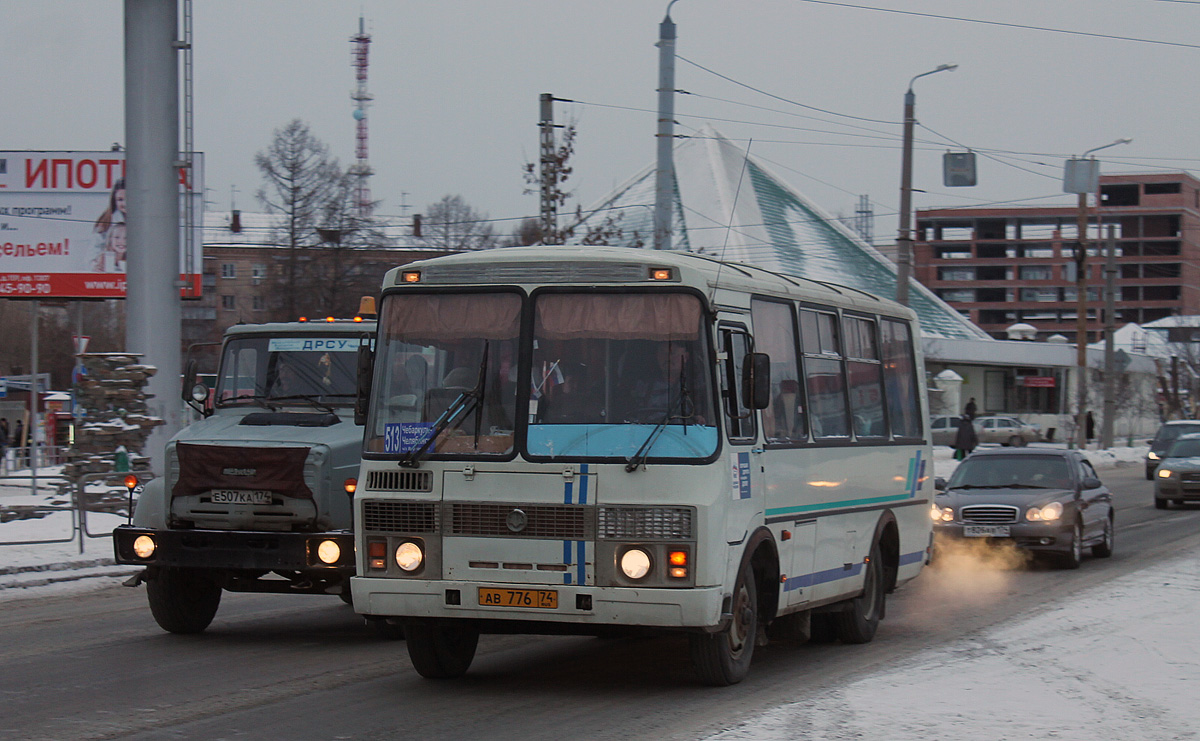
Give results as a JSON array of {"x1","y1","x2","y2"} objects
[
  {"x1": 210, "y1": 489, "x2": 273, "y2": 505},
  {"x1": 478, "y1": 587, "x2": 558, "y2": 609},
  {"x1": 964, "y1": 525, "x2": 1010, "y2": 537}
]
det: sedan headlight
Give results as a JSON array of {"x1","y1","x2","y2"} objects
[
  {"x1": 1158, "y1": 467, "x2": 1175, "y2": 479},
  {"x1": 1148, "y1": 451, "x2": 1161, "y2": 461},
  {"x1": 930, "y1": 503, "x2": 954, "y2": 523},
  {"x1": 1027, "y1": 501, "x2": 1063, "y2": 522}
]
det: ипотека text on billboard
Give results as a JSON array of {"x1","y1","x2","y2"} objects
[{"x1": 0, "y1": 151, "x2": 203, "y2": 299}]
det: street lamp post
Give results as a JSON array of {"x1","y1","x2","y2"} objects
[
  {"x1": 1065, "y1": 137, "x2": 1132, "y2": 449},
  {"x1": 896, "y1": 63, "x2": 956, "y2": 306}
]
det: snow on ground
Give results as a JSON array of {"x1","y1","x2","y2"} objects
[{"x1": 6, "y1": 443, "x2": 1196, "y2": 741}]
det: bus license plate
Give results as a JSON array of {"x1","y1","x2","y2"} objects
[
  {"x1": 964, "y1": 525, "x2": 1010, "y2": 538},
  {"x1": 478, "y1": 587, "x2": 558, "y2": 609},
  {"x1": 210, "y1": 489, "x2": 273, "y2": 505}
]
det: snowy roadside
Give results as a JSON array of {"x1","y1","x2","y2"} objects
[{"x1": 708, "y1": 542, "x2": 1200, "y2": 740}]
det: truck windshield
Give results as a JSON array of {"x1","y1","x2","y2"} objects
[
  {"x1": 215, "y1": 335, "x2": 360, "y2": 408},
  {"x1": 365, "y1": 292, "x2": 521, "y2": 458}
]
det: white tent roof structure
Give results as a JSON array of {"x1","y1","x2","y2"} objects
[{"x1": 570, "y1": 126, "x2": 990, "y2": 341}]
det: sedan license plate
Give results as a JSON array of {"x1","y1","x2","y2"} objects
[
  {"x1": 964, "y1": 525, "x2": 1010, "y2": 538},
  {"x1": 478, "y1": 587, "x2": 558, "y2": 609},
  {"x1": 210, "y1": 489, "x2": 273, "y2": 505}
]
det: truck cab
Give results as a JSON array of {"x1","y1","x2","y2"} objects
[{"x1": 113, "y1": 316, "x2": 374, "y2": 633}]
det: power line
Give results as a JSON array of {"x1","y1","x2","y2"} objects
[{"x1": 791, "y1": 0, "x2": 1200, "y2": 51}]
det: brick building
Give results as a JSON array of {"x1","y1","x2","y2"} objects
[
  {"x1": 183, "y1": 211, "x2": 452, "y2": 350},
  {"x1": 915, "y1": 172, "x2": 1200, "y2": 342}
]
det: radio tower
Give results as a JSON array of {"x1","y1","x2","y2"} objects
[{"x1": 349, "y1": 16, "x2": 373, "y2": 217}]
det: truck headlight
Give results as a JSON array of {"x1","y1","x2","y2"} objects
[
  {"x1": 316, "y1": 539, "x2": 342, "y2": 565},
  {"x1": 132, "y1": 534, "x2": 156, "y2": 559}
]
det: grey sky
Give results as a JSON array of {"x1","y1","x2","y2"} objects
[{"x1": 4, "y1": 0, "x2": 1198, "y2": 241}]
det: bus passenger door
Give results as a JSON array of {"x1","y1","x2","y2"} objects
[{"x1": 719, "y1": 324, "x2": 762, "y2": 544}]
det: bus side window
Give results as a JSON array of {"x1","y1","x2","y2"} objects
[{"x1": 719, "y1": 327, "x2": 757, "y2": 442}]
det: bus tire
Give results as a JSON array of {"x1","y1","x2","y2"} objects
[
  {"x1": 146, "y1": 567, "x2": 222, "y2": 635},
  {"x1": 689, "y1": 562, "x2": 757, "y2": 686},
  {"x1": 834, "y1": 540, "x2": 884, "y2": 644},
  {"x1": 403, "y1": 618, "x2": 479, "y2": 678}
]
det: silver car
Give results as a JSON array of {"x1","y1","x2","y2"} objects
[{"x1": 972, "y1": 415, "x2": 1043, "y2": 447}]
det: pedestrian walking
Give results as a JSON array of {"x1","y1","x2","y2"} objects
[
  {"x1": 963, "y1": 397, "x2": 978, "y2": 420},
  {"x1": 1086, "y1": 411, "x2": 1096, "y2": 444}
]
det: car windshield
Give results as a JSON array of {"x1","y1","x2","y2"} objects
[
  {"x1": 948, "y1": 455, "x2": 1072, "y2": 490},
  {"x1": 1165, "y1": 439, "x2": 1200, "y2": 458},
  {"x1": 1156, "y1": 424, "x2": 1200, "y2": 447},
  {"x1": 215, "y1": 335, "x2": 359, "y2": 408}
]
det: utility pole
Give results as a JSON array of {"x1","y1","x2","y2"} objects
[
  {"x1": 539, "y1": 93, "x2": 557, "y2": 243},
  {"x1": 653, "y1": 2, "x2": 678, "y2": 251},
  {"x1": 1074, "y1": 190, "x2": 1089, "y2": 450},
  {"x1": 1102, "y1": 225, "x2": 1117, "y2": 449},
  {"x1": 895, "y1": 64, "x2": 956, "y2": 305}
]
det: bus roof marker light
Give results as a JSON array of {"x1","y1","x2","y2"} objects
[
  {"x1": 402, "y1": 270, "x2": 421, "y2": 283},
  {"x1": 651, "y1": 268, "x2": 672, "y2": 281}
]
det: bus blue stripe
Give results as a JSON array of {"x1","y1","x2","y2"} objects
[
  {"x1": 576, "y1": 540, "x2": 585, "y2": 585},
  {"x1": 579, "y1": 464, "x2": 589, "y2": 504},
  {"x1": 766, "y1": 492, "x2": 915, "y2": 517}
]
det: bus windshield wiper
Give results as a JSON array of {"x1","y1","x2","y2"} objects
[
  {"x1": 400, "y1": 344, "x2": 490, "y2": 468},
  {"x1": 626, "y1": 412, "x2": 671, "y2": 473}
]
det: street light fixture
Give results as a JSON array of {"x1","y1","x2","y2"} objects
[
  {"x1": 1065, "y1": 136, "x2": 1132, "y2": 449},
  {"x1": 896, "y1": 63, "x2": 957, "y2": 305}
]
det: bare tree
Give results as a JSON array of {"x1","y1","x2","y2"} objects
[
  {"x1": 424, "y1": 194, "x2": 497, "y2": 251},
  {"x1": 255, "y1": 119, "x2": 343, "y2": 319}
]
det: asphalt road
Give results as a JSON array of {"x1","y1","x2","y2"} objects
[{"x1": 3, "y1": 464, "x2": 1197, "y2": 741}]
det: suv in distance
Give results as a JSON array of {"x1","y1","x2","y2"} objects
[{"x1": 1145, "y1": 420, "x2": 1200, "y2": 480}]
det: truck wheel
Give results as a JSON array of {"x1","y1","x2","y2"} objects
[
  {"x1": 404, "y1": 619, "x2": 479, "y2": 678},
  {"x1": 146, "y1": 567, "x2": 222, "y2": 634},
  {"x1": 834, "y1": 540, "x2": 885, "y2": 644},
  {"x1": 689, "y1": 561, "x2": 757, "y2": 686}
]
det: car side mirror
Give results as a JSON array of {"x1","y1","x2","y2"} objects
[
  {"x1": 1082, "y1": 477, "x2": 1102, "y2": 490},
  {"x1": 354, "y1": 335, "x2": 375, "y2": 426},
  {"x1": 934, "y1": 476, "x2": 946, "y2": 492}
]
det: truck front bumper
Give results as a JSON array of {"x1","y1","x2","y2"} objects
[{"x1": 112, "y1": 525, "x2": 355, "y2": 573}]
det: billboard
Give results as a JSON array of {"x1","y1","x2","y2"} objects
[{"x1": 0, "y1": 151, "x2": 203, "y2": 299}]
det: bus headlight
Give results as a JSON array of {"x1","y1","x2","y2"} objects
[
  {"x1": 619, "y1": 548, "x2": 652, "y2": 579},
  {"x1": 316, "y1": 539, "x2": 342, "y2": 565},
  {"x1": 132, "y1": 534, "x2": 156, "y2": 559},
  {"x1": 395, "y1": 541, "x2": 424, "y2": 572}
]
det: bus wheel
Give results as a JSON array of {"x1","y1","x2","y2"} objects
[
  {"x1": 834, "y1": 541, "x2": 884, "y2": 644},
  {"x1": 689, "y1": 563, "x2": 757, "y2": 686},
  {"x1": 146, "y1": 567, "x2": 222, "y2": 635},
  {"x1": 404, "y1": 619, "x2": 479, "y2": 678}
]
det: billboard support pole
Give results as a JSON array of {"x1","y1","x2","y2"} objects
[
  {"x1": 29, "y1": 300, "x2": 39, "y2": 494},
  {"x1": 125, "y1": 0, "x2": 183, "y2": 474}
]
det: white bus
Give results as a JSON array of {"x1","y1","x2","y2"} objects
[{"x1": 351, "y1": 246, "x2": 932, "y2": 685}]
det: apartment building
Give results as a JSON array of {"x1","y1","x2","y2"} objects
[{"x1": 914, "y1": 172, "x2": 1200, "y2": 342}]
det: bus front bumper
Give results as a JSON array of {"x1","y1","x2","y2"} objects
[{"x1": 351, "y1": 576, "x2": 726, "y2": 629}]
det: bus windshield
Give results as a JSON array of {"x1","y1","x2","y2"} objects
[
  {"x1": 366, "y1": 291, "x2": 521, "y2": 458},
  {"x1": 365, "y1": 290, "x2": 717, "y2": 462},
  {"x1": 215, "y1": 335, "x2": 360, "y2": 408},
  {"x1": 526, "y1": 292, "x2": 716, "y2": 461}
]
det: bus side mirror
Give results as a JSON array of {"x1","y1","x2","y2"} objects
[
  {"x1": 742, "y1": 352, "x2": 771, "y2": 410},
  {"x1": 354, "y1": 337, "x2": 375, "y2": 427}
]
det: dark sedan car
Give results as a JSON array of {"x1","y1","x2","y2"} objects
[
  {"x1": 1152, "y1": 434, "x2": 1200, "y2": 509},
  {"x1": 1145, "y1": 420, "x2": 1200, "y2": 480},
  {"x1": 932, "y1": 448, "x2": 1114, "y2": 568}
]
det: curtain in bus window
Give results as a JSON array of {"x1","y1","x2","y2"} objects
[
  {"x1": 383, "y1": 293, "x2": 522, "y2": 342},
  {"x1": 750, "y1": 299, "x2": 805, "y2": 443},
  {"x1": 881, "y1": 319, "x2": 921, "y2": 438},
  {"x1": 535, "y1": 293, "x2": 701, "y2": 340}
]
